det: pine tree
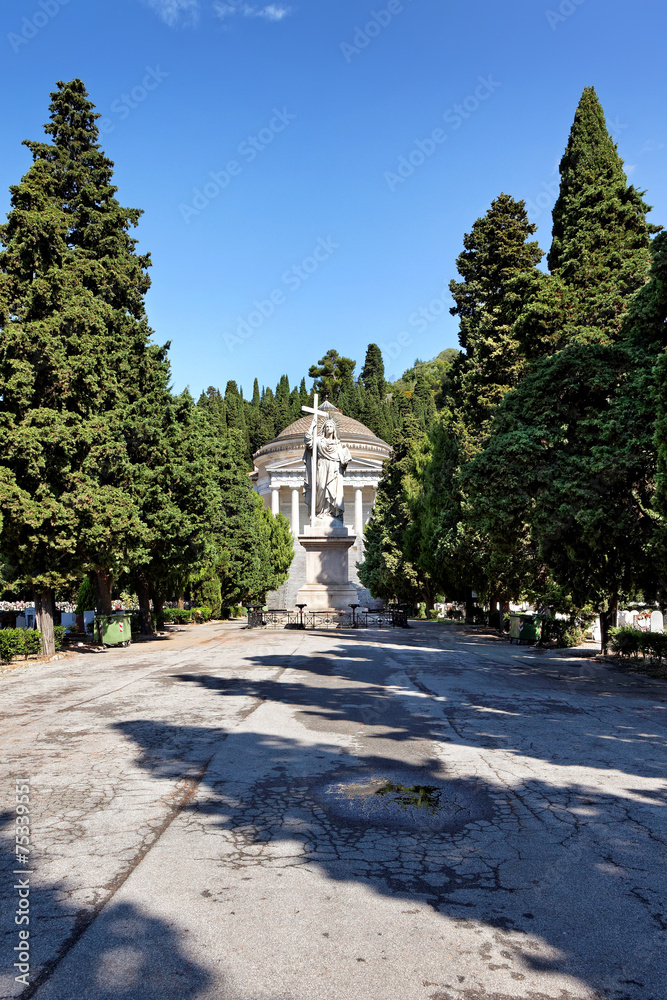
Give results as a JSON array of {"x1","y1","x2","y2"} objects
[
  {"x1": 404, "y1": 197, "x2": 544, "y2": 612},
  {"x1": 410, "y1": 368, "x2": 436, "y2": 429},
  {"x1": 261, "y1": 506, "x2": 294, "y2": 598},
  {"x1": 258, "y1": 386, "x2": 276, "y2": 448},
  {"x1": 308, "y1": 349, "x2": 356, "y2": 403},
  {"x1": 247, "y1": 379, "x2": 263, "y2": 455}
]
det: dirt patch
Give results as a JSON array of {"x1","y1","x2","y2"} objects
[{"x1": 595, "y1": 653, "x2": 667, "y2": 680}]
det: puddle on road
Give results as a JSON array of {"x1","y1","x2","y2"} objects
[
  {"x1": 315, "y1": 770, "x2": 494, "y2": 833},
  {"x1": 375, "y1": 781, "x2": 442, "y2": 810}
]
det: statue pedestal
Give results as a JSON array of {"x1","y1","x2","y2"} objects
[{"x1": 296, "y1": 516, "x2": 358, "y2": 611}]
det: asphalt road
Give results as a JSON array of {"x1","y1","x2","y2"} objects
[{"x1": 1, "y1": 622, "x2": 665, "y2": 1000}]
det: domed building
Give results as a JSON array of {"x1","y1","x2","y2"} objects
[{"x1": 252, "y1": 400, "x2": 392, "y2": 609}]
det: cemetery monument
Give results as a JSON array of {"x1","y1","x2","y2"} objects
[{"x1": 252, "y1": 397, "x2": 392, "y2": 609}]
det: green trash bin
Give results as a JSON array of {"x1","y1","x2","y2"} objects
[
  {"x1": 509, "y1": 613, "x2": 544, "y2": 645},
  {"x1": 95, "y1": 613, "x2": 132, "y2": 647}
]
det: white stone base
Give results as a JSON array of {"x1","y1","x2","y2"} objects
[
  {"x1": 296, "y1": 519, "x2": 358, "y2": 611},
  {"x1": 294, "y1": 583, "x2": 360, "y2": 612}
]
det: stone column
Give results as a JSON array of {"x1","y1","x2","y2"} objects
[
  {"x1": 354, "y1": 487, "x2": 364, "y2": 539},
  {"x1": 271, "y1": 486, "x2": 280, "y2": 516},
  {"x1": 291, "y1": 488, "x2": 300, "y2": 537}
]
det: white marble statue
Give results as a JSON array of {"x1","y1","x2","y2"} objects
[{"x1": 303, "y1": 418, "x2": 351, "y2": 521}]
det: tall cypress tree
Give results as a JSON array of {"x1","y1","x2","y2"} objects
[
  {"x1": 408, "y1": 195, "x2": 543, "y2": 613},
  {"x1": 358, "y1": 413, "x2": 431, "y2": 605},
  {"x1": 548, "y1": 85, "x2": 659, "y2": 340},
  {"x1": 465, "y1": 91, "x2": 663, "y2": 649},
  {"x1": 360, "y1": 343, "x2": 386, "y2": 398},
  {"x1": 0, "y1": 79, "x2": 164, "y2": 648},
  {"x1": 357, "y1": 343, "x2": 392, "y2": 441},
  {"x1": 448, "y1": 192, "x2": 544, "y2": 457},
  {"x1": 224, "y1": 379, "x2": 251, "y2": 465}
]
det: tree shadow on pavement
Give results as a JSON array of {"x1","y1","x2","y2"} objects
[
  {"x1": 0, "y1": 814, "x2": 212, "y2": 1000},
  {"x1": 111, "y1": 645, "x2": 667, "y2": 1000},
  {"x1": 4, "y1": 627, "x2": 665, "y2": 1000}
]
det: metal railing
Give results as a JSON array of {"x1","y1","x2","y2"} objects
[{"x1": 245, "y1": 606, "x2": 409, "y2": 630}]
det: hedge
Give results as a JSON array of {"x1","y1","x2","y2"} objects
[
  {"x1": 160, "y1": 607, "x2": 212, "y2": 625},
  {"x1": 0, "y1": 626, "x2": 66, "y2": 664},
  {"x1": 609, "y1": 626, "x2": 667, "y2": 663}
]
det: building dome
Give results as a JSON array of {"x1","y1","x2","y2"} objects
[{"x1": 253, "y1": 400, "x2": 391, "y2": 466}]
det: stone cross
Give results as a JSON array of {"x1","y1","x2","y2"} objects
[{"x1": 301, "y1": 393, "x2": 328, "y2": 527}]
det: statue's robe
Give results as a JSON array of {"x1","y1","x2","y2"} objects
[{"x1": 303, "y1": 431, "x2": 351, "y2": 520}]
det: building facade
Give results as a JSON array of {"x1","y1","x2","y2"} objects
[{"x1": 251, "y1": 401, "x2": 392, "y2": 609}]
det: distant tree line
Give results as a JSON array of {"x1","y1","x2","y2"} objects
[{"x1": 203, "y1": 343, "x2": 460, "y2": 471}]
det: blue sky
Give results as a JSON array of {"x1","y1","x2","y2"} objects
[{"x1": 1, "y1": 0, "x2": 665, "y2": 394}]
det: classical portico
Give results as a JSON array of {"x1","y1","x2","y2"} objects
[{"x1": 252, "y1": 401, "x2": 392, "y2": 609}]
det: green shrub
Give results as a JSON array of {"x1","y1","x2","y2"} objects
[
  {"x1": 161, "y1": 608, "x2": 193, "y2": 625},
  {"x1": 22, "y1": 631, "x2": 42, "y2": 656},
  {"x1": 0, "y1": 626, "x2": 65, "y2": 662},
  {"x1": 608, "y1": 626, "x2": 667, "y2": 663},
  {"x1": 640, "y1": 631, "x2": 667, "y2": 663},
  {"x1": 561, "y1": 625, "x2": 586, "y2": 647},
  {"x1": 0, "y1": 630, "x2": 24, "y2": 663},
  {"x1": 191, "y1": 607, "x2": 212, "y2": 623},
  {"x1": 541, "y1": 618, "x2": 586, "y2": 648},
  {"x1": 609, "y1": 626, "x2": 643, "y2": 658},
  {"x1": 417, "y1": 602, "x2": 427, "y2": 620}
]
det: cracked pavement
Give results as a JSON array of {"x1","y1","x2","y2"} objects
[{"x1": 1, "y1": 622, "x2": 666, "y2": 1000}]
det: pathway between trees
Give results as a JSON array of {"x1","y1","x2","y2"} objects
[{"x1": 1, "y1": 622, "x2": 665, "y2": 1000}]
